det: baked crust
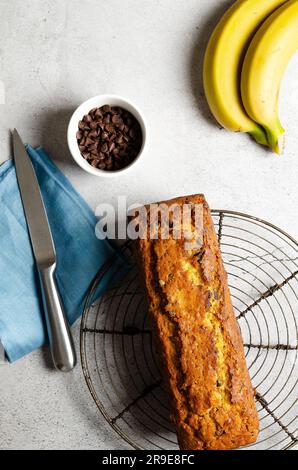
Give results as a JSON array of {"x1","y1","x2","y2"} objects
[{"x1": 132, "y1": 194, "x2": 259, "y2": 450}]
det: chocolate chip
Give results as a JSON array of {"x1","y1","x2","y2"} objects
[
  {"x1": 84, "y1": 114, "x2": 92, "y2": 123},
  {"x1": 89, "y1": 142, "x2": 98, "y2": 151},
  {"x1": 108, "y1": 142, "x2": 115, "y2": 152},
  {"x1": 111, "y1": 106, "x2": 120, "y2": 114},
  {"x1": 82, "y1": 152, "x2": 90, "y2": 159},
  {"x1": 105, "y1": 124, "x2": 115, "y2": 133},
  {"x1": 89, "y1": 130, "x2": 98, "y2": 139},
  {"x1": 115, "y1": 135, "x2": 124, "y2": 144},
  {"x1": 100, "y1": 143, "x2": 108, "y2": 153},
  {"x1": 119, "y1": 149, "x2": 126, "y2": 157},
  {"x1": 95, "y1": 108, "x2": 103, "y2": 118},
  {"x1": 102, "y1": 105, "x2": 111, "y2": 113},
  {"x1": 77, "y1": 104, "x2": 142, "y2": 171},
  {"x1": 129, "y1": 128, "x2": 137, "y2": 139},
  {"x1": 112, "y1": 115, "x2": 121, "y2": 125},
  {"x1": 85, "y1": 137, "x2": 94, "y2": 146},
  {"x1": 101, "y1": 131, "x2": 109, "y2": 140}
]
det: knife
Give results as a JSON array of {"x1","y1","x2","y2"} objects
[{"x1": 12, "y1": 129, "x2": 76, "y2": 372}]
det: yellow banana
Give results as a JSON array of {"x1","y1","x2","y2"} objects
[
  {"x1": 241, "y1": 0, "x2": 298, "y2": 155},
  {"x1": 203, "y1": 0, "x2": 287, "y2": 146}
]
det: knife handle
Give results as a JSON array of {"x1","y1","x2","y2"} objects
[{"x1": 38, "y1": 264, "x2": 77, "y2": 372}]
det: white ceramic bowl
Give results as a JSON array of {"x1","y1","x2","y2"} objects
[{"x1": 67, "y1": 95, "x2": 147, "y2": 177}]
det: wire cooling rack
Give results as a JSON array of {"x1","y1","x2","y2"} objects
[{"x1": 80, "y1": 210, "x2": 298, "y2": 450}]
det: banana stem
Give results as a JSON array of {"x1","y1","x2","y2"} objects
[
  {"x1": 249, "y1": 126, "x2": 269, "y2": 147},
  {"x1": 264, "y1": 123, "x2": 285, "y2": 155}
]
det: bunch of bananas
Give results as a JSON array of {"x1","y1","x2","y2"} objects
[{"x1": 203, "y1": 0, "x2": 298, "y2": 154}]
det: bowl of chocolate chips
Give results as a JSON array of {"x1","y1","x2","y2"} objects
[{"x1": 67, "y1": 95, "x2": 146, "y2": 176}]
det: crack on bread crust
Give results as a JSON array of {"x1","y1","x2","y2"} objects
[{"x1": 151, "y1": 239, "x2": 232, "y2": 448}]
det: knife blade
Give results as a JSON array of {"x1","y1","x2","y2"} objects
[
  {"x1": 12, "y1": 129, "x2": 56, "y2": 267},
  {"x1": 12, "y1": 129, "x2": 76, "y2": 371}
]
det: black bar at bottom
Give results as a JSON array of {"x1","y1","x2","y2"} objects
[{"x1": 0, "y1": 449, "x2": 292, "y2": 466}]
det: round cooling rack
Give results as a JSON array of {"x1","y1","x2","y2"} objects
[{"x1": 80, "y1": 210, "x2": 298, "y2": 450}]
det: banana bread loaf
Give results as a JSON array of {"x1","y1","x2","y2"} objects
[{"x1": 132, "y1": 194, "x2": 259, "y2": 450}]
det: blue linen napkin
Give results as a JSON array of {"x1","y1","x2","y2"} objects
[{"x1": 0, "y1": 146, "x2": 126, "y2": 362}]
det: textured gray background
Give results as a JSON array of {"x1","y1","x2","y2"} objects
[{"x1": 0, "y1": 0, "x2": 297, "y2": 450}]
